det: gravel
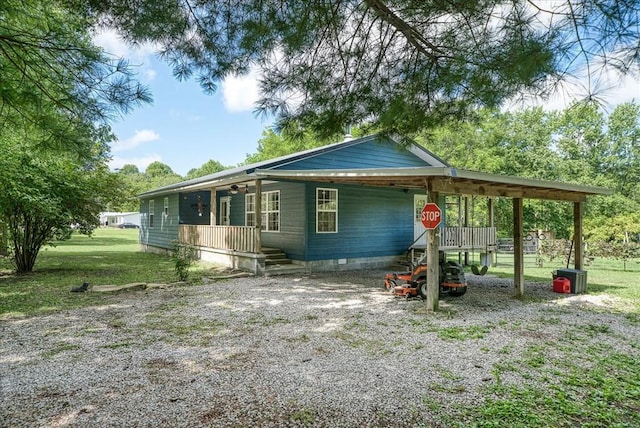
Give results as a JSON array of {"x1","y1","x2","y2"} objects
[{"x1": 1, "y1": 270, "x2": 638, "y2": 427}]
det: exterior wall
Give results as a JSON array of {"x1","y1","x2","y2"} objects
[
  {"x1": 258, "y1": 182, "x2": 306, "y2": 259},
  {"x1": 305, "y1": 183, "x2": 415, "y2": 261},
  {"x1": 179, "y1": 191, "x2": 211, "y2": 225},
  {"x1": 272, "y1": 137, "x2": 429, "y2": 170},
  {"x1": 140, "y1": 194, "x2": 180, "y2": 250},
  {"x1": 220, "y1": 182, "x2": 307, "y2": 259}
]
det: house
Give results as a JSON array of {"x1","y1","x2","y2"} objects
[
  {"x1": 100, "y1": 211, "x2": 141, "y2": 227},
  {"x1": 138, "y1": 133, "x2": 610, "y2": 308}
]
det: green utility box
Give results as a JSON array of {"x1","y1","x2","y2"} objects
[{"x1": 555, "y1": 268, "x2": 587, "y2": 294}]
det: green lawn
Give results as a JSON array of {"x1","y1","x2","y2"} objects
[
  {"x1": 0, "y1": 228, "x2": 222, "y2": 318},
  {"x1": 487, "y1": 253, "x2": 640, "y2": 304},
  {"x1": 2, "y1": 231, "x2": 639, "y2": 317}
]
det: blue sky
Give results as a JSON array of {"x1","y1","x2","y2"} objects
[
  {"x1": 97, "y1": 28, "x2": 639, "y2": 178},
  {"x1": 97, "y1": 30, "x2": 274, "y2": 176}
]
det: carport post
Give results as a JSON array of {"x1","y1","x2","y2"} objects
[
  {"x1": 574, "y1": 202, "x2": 584, "y2": 270},
  {"x1": 513, "y1": 197, "x2": 524, "y2": 297},
  {"x1": 426, "y1": 189, "x2": 440, "y2": 312}
]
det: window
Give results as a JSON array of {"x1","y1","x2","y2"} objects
[
  {"x1": 245, "y1": 193, "x2": 256, "y2": 227},
  {"x1": 316, "y1": 188, "x2": 337, "y2": 233},
  {"x1": 163, "y1": 197, "x2": 169, "y2": 216},
  {"x1": 245, "y1": 191, "x2": 280, "y2": 232},
  {"x1": 149, "y1": 200, "x2": 155, "y2": 228}
]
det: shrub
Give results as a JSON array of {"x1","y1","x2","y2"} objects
[{"x1": 171, "y1": 241, "x2": 197, "y2": 281}]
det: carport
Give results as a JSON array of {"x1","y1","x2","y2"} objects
[{"x1": 255, "y1": 166, "x2": 612, "y2": 311}]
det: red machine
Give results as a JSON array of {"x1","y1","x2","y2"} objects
[{"x1": 384, "y1": 252, "x2": 468, "y2": 299}]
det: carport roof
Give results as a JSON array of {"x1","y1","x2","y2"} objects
[{"x1": 254, "y1": 166, "x2": 612, "y2": 202}]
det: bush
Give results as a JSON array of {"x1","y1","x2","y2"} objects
[{"x1": 171, "y1": 241, "x2": 197, "y2": 281}]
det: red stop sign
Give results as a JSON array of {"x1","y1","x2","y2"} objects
[{"x1": 421, "y1": 203, "x2": 442, "y2": 229}]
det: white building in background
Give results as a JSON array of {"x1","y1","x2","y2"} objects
[{"x1": 99, "y1": 212, "x2": 141, "y2": 227}]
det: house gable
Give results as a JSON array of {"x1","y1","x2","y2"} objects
[{"x1": 269, "y1": 136, "x2": 446, "y2": 171}]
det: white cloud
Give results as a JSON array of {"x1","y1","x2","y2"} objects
[
  {"x1": 110, "y1": 154, "x2": 163, "y2": 173},
  {"x1": 505, "y1": 69, "x2": 640, "y2": 113},
  {"x1": 221, "y1": 68, "x2": 261, "y2": 112},
  {"x1": 93, "y1": 29, "x2": 158, "y2": 81},
  {"x1": 112, "y1": 129, "x2": 160, "y2": 152}
]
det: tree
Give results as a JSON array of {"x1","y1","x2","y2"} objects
[
  {"x1": 185, "y1": 160, "x2": 228, "y2": 180},
  {"x1": 144, "y1": 162, "x2": 184, "y2": 189},
  {"x1": 0, "y1": 0, "x2": 151, "y2": 272},
  {"x1": 0, "y1": 0, "x2": 151, "y2": 141},
  {"x1": 0, "y1": 127, "x2": 121, "y2": 273},
  {"x1": 86, "y1": 0, "x2": 639, "y2": 137},
  {"x1": 244, "y1": 128, "x2": 337, "y2": 164}
]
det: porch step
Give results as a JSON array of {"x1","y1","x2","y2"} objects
[
  {"x1": 261, "y1": 247, "x2": 293, "y2": 266},
  {"x1": 265, "y1": 263, "x2": 307, "y2": 276}
]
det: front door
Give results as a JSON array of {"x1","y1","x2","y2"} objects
[
  {"x1": 414, "y1": 194, "x2": 428, "y2": 242},
  {"x1": 220, "y1": 197, "x2": 231, "y2": 226}
]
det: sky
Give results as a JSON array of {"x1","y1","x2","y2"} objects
[
  {"x1": 97, "y1": 30, "x2": 273, "y2": 177},
  {"x1": 97, "y1": 29, "x2": 640, "y2": 178}
]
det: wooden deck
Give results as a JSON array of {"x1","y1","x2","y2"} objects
[{"x1": 411, "y1": 227, "x2": 497, "y2": 251}]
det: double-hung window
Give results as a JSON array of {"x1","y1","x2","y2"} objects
[
  {"x1": 245, "y1": 191, "x2": 280, "y2": 232},
  {"x1": 316, "y1": 188, "x2": 337, "y2": 233},
  {"x1": 149, "y1": 200, "x2": 155, "y2": 228}
]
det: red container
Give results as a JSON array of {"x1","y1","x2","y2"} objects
[{"x1": 553, "y1": 277, "x2": 571, "y2": 294}]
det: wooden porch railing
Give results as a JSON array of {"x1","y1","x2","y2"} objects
[
  {"x1": 179, "y1": 225, "x2": 257, "y2": 253},
  {"x1": 439, "y1": 227, "x2": 497, "y2": 250}
]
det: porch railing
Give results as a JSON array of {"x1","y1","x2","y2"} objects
[
  {"x1": 439, "y1": 227, "x2": 497, "y2": 250},
  {"x1": 179, "y1": 225, "x2": 257, "y2": 253}
]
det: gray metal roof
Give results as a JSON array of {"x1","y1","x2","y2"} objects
[{"x1": 253, "y1": 167, "x2": 612, "y2": 202}]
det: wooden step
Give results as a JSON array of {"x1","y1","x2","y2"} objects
[{"x1": 265, "y1": 258, "x2": 293, "y2": 266}]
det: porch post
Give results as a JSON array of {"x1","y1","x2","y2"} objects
[
  {"x1": 209, "y1": 188, "x2": 217, "y2": 225},
  {"x1": 426, "y1": 187, "x2": 440, "y2": 312},
  {"x1": 487, "y1": 197, "x2": 495, "y2": 267},
  {"x1": 573, "y1": 201, "x2": 584, "y2": 270},
  {"x1": 254, "y1": 179, "x2": 262, "y2": 253},
  {"x1": 464, "y1": 196, "x2": 470, "y2": 265},
  {"x1": 513, "y1": 197, "x2": 524, "y2": 297},
  {"x1": 457, "y1": 196, "x2": 463, "y2": 264}
]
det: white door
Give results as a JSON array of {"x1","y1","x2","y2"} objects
[
  {"x1": 414, "y1": 194, "x2": 428, "y2": 242},
  {"x1": 220, "y1": 197, "x2": 231, "y2": 226}
]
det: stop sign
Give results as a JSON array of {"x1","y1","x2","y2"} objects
[{"x1": 421, "y1": 203, "x2": 442, "y2": 229}]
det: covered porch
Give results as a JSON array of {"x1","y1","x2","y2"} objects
[{"x1": 177, "y1": 224, "x2": 497, "y2": 274}]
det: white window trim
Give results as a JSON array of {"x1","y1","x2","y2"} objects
[
  {"x1": 163, "y1": 197, "x2": 169, "y2": 217},
  {"x1": 316, "y1": 187, "x2": 338, "y2": 233},
  {"x1": 149, "y1": 200, "x2": 155, "y2": 228},
  {"x1": 246, "y1": 191, "x2": 280, "y2": 232},
  {"x1": 245, "y1": 193, "x2": 255, "y2": 227}
]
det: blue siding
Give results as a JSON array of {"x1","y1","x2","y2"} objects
[
  {"x1": 272, "y1": 138, "x2": 429, "y2": 170},
  {"x1": 305, "y1": 184, "x2": 416, "y2": 260},
  {"x1": 221, "y1": 182, "x2": 307, "y2": 259},
  {"x1": 140, "y1": 194, "x2": 180, "y2": 250},
  {"x1": 259, "y1": 182, "x2": 306, "y2": 259},
  {"x1": 180, "y1": 191, "x2": 211, "y2": 225}
]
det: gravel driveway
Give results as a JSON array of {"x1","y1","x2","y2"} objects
[{"x1": 1, "y1": 270, "x2": 637, "y2": 427}]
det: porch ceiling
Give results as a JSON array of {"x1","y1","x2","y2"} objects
[{"x1": 253, "y1": 167, "x2": 612, "y2": 202}]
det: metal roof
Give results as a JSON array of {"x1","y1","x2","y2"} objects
[{"x1": 253, "y1": 167, "x2": 612, "y2": 202}]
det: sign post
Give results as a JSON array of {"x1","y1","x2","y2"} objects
[{"x1": 421, "y1": 203, "x2": 442, "y2": 230}]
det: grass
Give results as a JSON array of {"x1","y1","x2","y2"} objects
[
  {"x1": 0, "y1": 228, "x2": 222, "y2": 318},
  {"x1": 460, "y1": 252, "x2": 640, "y2": 307}
]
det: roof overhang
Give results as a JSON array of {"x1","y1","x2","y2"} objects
[{"x1": 254, "y1": 167, "x2": 612, "y2": 202}]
